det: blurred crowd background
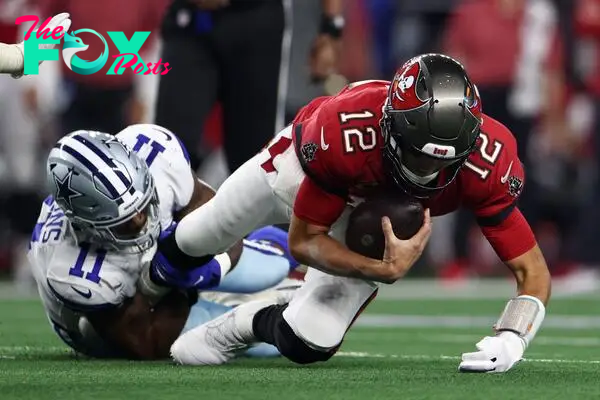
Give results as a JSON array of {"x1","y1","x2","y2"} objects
[{"x1": 1, "y1": 0, "x2": 599, "y2": 291}]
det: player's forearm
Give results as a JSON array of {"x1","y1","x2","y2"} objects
[
  {"x1": 145, "y1": 290, "x2": 191, "y2": 359},
  {"x1": 125, "y1": 291, "x2": 191, "y2": 360},
  {"x1": 289, "y1": 232, "x2": 380, "y2": 280},
  {"x1": 516, "y1": 269, "x2": 551, "y2": 305},
  {"x1": 506, "y1": 245, "x2": 551, "y2": 305},
  {"x1": 92, "y1": 291, "x2": 191, "y2": 360},
  {"x1": 0, "y1": 43, "x2": 24, "y2": 74}
]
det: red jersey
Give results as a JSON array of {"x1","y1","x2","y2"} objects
[{"x1": 291, "y1": 80, "x2": 535, "y2": 261}]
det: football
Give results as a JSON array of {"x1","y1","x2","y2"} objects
[{"x1": 345, "y1": 194, "x2": 425, "y2": 259}]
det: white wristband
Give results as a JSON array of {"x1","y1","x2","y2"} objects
[
  {"x1": 0, "y1": 43, "x2": 24, "y2": 76},
  {"x1": 215, "y1": 252, "x2": 232, "y2": 278},
  {"x1": 495, "y1": 295, "x2": 545, "y2": 348}
]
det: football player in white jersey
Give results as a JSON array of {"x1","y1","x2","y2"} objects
[
  {"x1": 0, "y1": 13, "x2": 71, "y2": 78},
  {"x1": 28, "y1": 124, "x2": 299, "y2": 359}
]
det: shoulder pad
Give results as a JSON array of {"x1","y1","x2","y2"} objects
[
  {"x1": 117, "y1": 124, "x2": 195, "y2": 211},
  {"x1": 461, "y1": 115, "x2": 524, "y2": 219},
  {"x1": 117, "y1": 124, "x2": 191, "y2": 166}
]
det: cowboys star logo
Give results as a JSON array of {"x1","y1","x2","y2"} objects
[{"x1": 54, "y1": 169, "x2": 84, "y2": 208}]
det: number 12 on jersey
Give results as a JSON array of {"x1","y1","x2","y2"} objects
[
  {"x1": 339, "y1": 111, "x2": 377, "y2": 153},
  {"x1": 464, "y1": 132, "x2": 503, "y2": 180}
]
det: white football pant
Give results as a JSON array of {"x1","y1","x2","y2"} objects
[{"x1": 176, "y1": 125, "x2": 378, "y2": 350}]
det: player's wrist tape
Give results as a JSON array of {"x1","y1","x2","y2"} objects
[
  {"x1": 214, "y1": 252, "x2": 232, "y2": 277},
  {"x1": 0, "y1": 43, "x2": 24, "y2": 77},
  {"x1": 494, "y1": 295, "x2": 545, "y2": 347}
]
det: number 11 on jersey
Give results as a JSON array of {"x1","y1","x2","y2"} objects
[{"x1": 68, "y1": 244, "x2": 106, "y2": 284}]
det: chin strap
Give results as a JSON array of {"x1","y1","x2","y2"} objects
[{"x1": 400, "y1": 163, "x2": 439, "y2": 185}]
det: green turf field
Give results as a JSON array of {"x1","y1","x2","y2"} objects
[{"x1": 1, "y1": 283, "x2": 599, "y2": 400}]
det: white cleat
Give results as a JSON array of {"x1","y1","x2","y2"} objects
[{"x1": 171, "y1": 298, "x2": 281, "y2": 365}]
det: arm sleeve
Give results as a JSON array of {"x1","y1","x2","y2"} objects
[
  {"x1": 480, "y1": 207, "x2": 536, "y2": 262},
  {"x1": 293, "y1": 176, "x2": 347, "y2": 227}
]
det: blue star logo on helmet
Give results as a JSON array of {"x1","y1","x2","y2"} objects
[{"x1": 54, "y1": 169, "x2": 84, "y2": 208}]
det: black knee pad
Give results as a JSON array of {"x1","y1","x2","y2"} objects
[
  {"x1": 254, "y1": 304, "x2": 335, "y2": 365},
  {"x1": 275, "y1": 315, "x2": 335, "y2": 364}
]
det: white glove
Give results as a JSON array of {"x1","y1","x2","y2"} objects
[
  {"x1": 458, "y1": 331, "x2": 526, "y2": 373},
  {"x1": 38, "y1": 12, "x2": 72, "y2": 49},
  {"x1": 10, "y1": 12, "x2": 72, "y2": 78}
]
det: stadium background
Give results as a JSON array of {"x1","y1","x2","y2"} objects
[
  {"x1": 2, "y1": 0, "x2": 599, "y2": 289},
  {"x1": 0, "y1": 1, "x2": 599, "y2": 399}
]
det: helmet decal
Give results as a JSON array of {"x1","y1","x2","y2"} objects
[
  {"x1": 53, "y1": 168, "x2": 84, "y2": 209},
  {"x1": 390, "y1": 58, "x2": 431, "y2": 111}
]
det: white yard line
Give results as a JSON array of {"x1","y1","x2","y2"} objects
[
  {"x1": 0, "y1": 346, "x2": 598, "y2": 365},
  {"x1": 2, "y1": 279, "x2": 600, "y2": 300},
  {"x1": 356, "y1": 314, "x2": 600, "y2": 330},
  {"x1": 384, "y1": 333, "x2": 600, "y2": 347},
  {"x1": 336, "y1": 352, "x2": 600, "y2": 365},
  {"x1": 0, "y1": 346, "x2": 67, "y2": 354},
  {"x1": 376, "y1": 278, "x2": 600, "y2": 300}
]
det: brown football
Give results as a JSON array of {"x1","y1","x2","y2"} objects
[{"x1": 345, "y1": 195, "x2": 425, "y2": 259}]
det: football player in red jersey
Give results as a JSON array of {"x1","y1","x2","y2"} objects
[{"x1": 155, "y1": 54, "x2": 551, "y2": 373}]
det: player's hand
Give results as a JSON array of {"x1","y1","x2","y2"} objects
[
  {"x1": 150, "y1": 253, "x2": 221, "y2": 290},
  {"x1": 40, "y1": 13, "x2": 72, "y2": 50},
  {"x1": 189, "y1": 0, "x2": 230, "y2": 10},
  {"x1": 458, "y1": 332, "x2": 525, "y2": 373},
  {"x1": 11, "y1": 13, "x2": 71, "y2": 79},
  {"x1": 150, "y1": 222, "x2": 223, "y2": 290},
  {"x1": 309, "y1": 34, "x2": 340, "y2": 82},
  {"x1": 378, "y1": 208, "x2": 431, "y2": 283}
]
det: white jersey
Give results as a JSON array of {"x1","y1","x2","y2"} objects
[{"x1": 28, "y1": 124, "x2": 195, "y2": 356}]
